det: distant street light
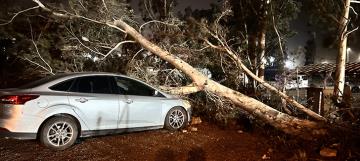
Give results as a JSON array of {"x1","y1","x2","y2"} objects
[
  {"x1": 347, "y1": 47, "x2": 351, "y2": 52},
  {"x1": 347, "y1": 47, "x2": 351, "y2": 62},
  {"x1": 269, "y1": 56, "x2": 275, "y2": 66},
  {"x1": 285, "y1": 60, "x2": 293, "y2": 69}
]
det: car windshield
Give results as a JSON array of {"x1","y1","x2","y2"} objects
[{"x1": 19, "y1": 74, "x2": 71, "y2": 89}]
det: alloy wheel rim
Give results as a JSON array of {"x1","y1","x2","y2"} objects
[
  {"x1": 47, "y1": 122, "x2": 74, "y2": 147},
  {"x1": 169, "y1": 110, "x2": 185, "y2": 129}
]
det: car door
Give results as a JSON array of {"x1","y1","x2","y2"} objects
[
  {"x1": 112, "y1": 76, "x2": 163, "y2": 128},
  {"x1": 68, "y1": 76, "x2": 119, "y2": 130}
]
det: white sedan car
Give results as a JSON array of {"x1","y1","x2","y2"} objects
[{"x1": 0, "y1": 72, "x2": 191, "y2": 150}]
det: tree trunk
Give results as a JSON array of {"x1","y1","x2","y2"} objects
[
  {"x1": 258, "y1": 0, "x2": 267, "y2": 80},
  {"x1": 114, "y1": 20, "x2": 327, "y2": 136},
  {"x1": 258, "y1": 23, "x2": 266, "y2": 80},
  {"x1": 334, "y1": 0, "x2": 351, "y2": 100},
  {"x1": 248, "y1": 34, "x2": 258, "y2": 92}
]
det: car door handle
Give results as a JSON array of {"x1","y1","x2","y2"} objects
[
  {"x1": 125, "y1": 99, "x2": 133, "y2": 104},
  {"x1": 75, "y1": 98, "x2": 88, "y2": 103}
]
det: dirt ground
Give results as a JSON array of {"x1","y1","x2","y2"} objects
[{"x1": 0, "y1": 122, "x2": 353, "y2": 161}]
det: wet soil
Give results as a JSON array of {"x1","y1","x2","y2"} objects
[{"x1": 0, "y1": 122, "x2": 351, "y2": 161}]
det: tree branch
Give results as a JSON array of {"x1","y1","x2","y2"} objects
[
  {"x1": 159, "y1": 83, "x2": 202, "y2": 95},
  {"x1": 345, "y1": 26, "x2": 359, "y2": 37},
  {"x1": 23, "y1": 57, "x2": 53, "y2": 74},
  {"x1": 139, "y1": 20, "x2": 180, "y2": 33},
  {"x1": 32, "y1": 0, "x2": 126, "y2": 33},
  {"x1": 65, "y1": 26, "x2": 106, "y2": 57},
  {"x1": 349, "y1": 6, "x2": 358, "y2": 15},
  {"x1": 31, "y1": 40, "x2": 54, "y2": 75},
  {"x1": 106, "y1": 23, "x2": 126, "y2": 33},
  {"x1": 0, "y1": 6, "x2": 40, "y2": 26},
  {"x1": 28, "y1": 21, "x2": 54, "y2": 75},
  {"x1": 202, "y1": 28, "x2": 326, "y2": 121},
  {"x1": 350, "y1": 0, "x2": 360, "y2": 4},
  {"x1": 271, "y1": 12, "x2": 285, "y2": 56},
  {"x1": 101, "y1": 40, "x2": 136, "y2": 60},
  {"x1": 102, "y1": 0, "x2": 109, "y2": 11}
]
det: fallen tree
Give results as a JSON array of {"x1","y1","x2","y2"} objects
[
  {"x1": 4, "y1": 0, "x2": 328, "y2": 137},
  {"x1": 113, "y1": 20, "x2": 327, "y2": 136}
]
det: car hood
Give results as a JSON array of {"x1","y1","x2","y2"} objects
[{"x1": 161, "y1": 92, "x2": 179, "y2": 99}]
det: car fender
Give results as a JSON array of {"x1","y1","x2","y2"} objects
[
  {"x1": 37, "y1": 104, "x2": 90, "y2": 132},
  {"x1": 160, "y1": 99, "x2": 187, "y2": 123}
]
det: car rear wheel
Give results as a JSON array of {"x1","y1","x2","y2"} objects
[
  {"x1": 164, "y1": 107, "x2": 188, "y2": 131},
  {"x1": 39, "y1": 116, "x2": 78, "y2": 150}
]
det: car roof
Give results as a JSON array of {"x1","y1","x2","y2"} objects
[
  {"x1": 18, "y1": 72, "x2": 175, "y2": 98},
  {"x1": 22, "y1": 72, "x2": 129, "y2": 90}
]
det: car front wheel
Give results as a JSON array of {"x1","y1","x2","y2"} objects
[
  {"x1": 164, "y1": 107, "x2": 188, "y2": 131},
  {"x1": 39, "y1": 116, "x2": 78, "y2": 150}
]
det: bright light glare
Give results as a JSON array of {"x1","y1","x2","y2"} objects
[
  {"x1": 285, "y1": 60, "x2": 293, "y2": 69},
  {"x1": 269, "y1": 56, "x2": 275, "y2": 63},
  {"x1": 347, "y1": 48, "x2": 351, "y2": 53}
]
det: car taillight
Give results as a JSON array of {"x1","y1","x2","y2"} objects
[{"x1": 0, "y1": 95, "x2": 40, "y2": 105}]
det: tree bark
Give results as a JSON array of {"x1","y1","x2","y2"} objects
[
  {"x1": 159, "y1": 84, "x2": 202, "y2": 95},
  {"x1": 334, "y1": 0, "x2": 351, "y2": 100},
  {"x1": 114, "y1": 20, "x2": 327, "y2": 136},
  {"x1": 258, "y1": 24, "x2": 266, "y2": 80},
  {"x1": 248, "y1": 34, "x2": 258, "y2": 91},
  {"x1": 258, "y1": 0, "x2": 267, "y2": 80}
]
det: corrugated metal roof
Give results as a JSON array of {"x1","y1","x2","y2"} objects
[{"x1": 297, "y1": 62, "x2": 360, "y2": 74}]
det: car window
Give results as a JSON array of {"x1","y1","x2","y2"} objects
[
  {"x1": 49, "y1": 79, "x2": 75, "y2": 91},
  {"x1": 113, "y1": 77, "x2": 155, "y2": 96},
  {"x1": 70, "y1": 76, "x2": 112, "y2": 94}
]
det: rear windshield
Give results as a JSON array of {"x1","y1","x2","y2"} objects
[
  {"x1": 19, "y1": 74, "x2": 71, "y2": 89},
  {"x1": 49, "y1": 78, "x2": 75, "y2": 91}
]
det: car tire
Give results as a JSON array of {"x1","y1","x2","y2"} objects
[
  {"x1": 39, "y1": 116, "x2": 78, "y2": 150},
  {"x1": 164, "y1": 107, "x2": 188, "y2": 131}
]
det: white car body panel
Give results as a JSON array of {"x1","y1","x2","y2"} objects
[
  {"x1": 120, "y1": 95, "x2": 163, "y2": 128},
  {"x1": 0, "y1": 72, "x2": 191, "y2": 139},
  {"x1": 68, "y1": 93, "x2": 120, "y2": 130}
]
